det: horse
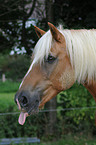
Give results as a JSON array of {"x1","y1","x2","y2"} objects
[{"x1": 15, "y1": 22, "x2": 96, "y2": 125}]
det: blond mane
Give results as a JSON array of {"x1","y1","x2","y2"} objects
[
  {"x1": 62, "y1": 29, "x2": 96, "y2": 83},
  {"x1": 21, "y1": 27, "x2": 96, "y2": 88}
]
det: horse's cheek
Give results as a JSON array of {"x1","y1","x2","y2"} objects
[{"x1": 59, "y1": 68, "x2": 75, "y2": 90}]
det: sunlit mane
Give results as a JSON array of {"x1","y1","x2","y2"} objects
[
  {"x1": 62, "y1": 29, "x2": 96, "y2": 83},
  {"x1": 22, "y1": 27, "x2": 96, "y2": 87}
]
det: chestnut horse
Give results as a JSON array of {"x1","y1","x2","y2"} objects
[{"x1": 15, "y1": 22, "x2": 96, "y2": 125}]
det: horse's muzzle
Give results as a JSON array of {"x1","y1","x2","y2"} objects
[{"x1": 15, "y1": 90, "x2": 40, "y2": 115}]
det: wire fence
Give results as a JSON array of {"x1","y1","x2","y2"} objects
[
  {"x1": 0, "y1": 104, "x2": 96, "y2": 144},
  {"x1": 0, "y1": 106, "x2": 96, "y2": 116}
]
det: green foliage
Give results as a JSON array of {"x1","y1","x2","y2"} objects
[
  {"x1": 0, "y1": 54, "x2": 31, "y2": 80},
  {"x1": 0, "y1": 112, "x2": 46, "y2": 138},
  {"x1": 0, "y1": 0, "x2": 39, "y2": 55},
  {"x1": 0, "y1": 0, "x2": 23, "y2": 54},
  {"x1": 45, "y1": 135, "x2": 96, "y2": 145},
  {"x1": 1, "y1": 0, "x2": 96, "y2": 55},
  {"x1": 0, "y1": 104, "x2": 46, "y2": 139},
  {"x1": 57, "y1": 83, "x2": 95, "y2": 131},
  {"x1": 0, "y1": 54, "x2": 9, "y2": 71},
  {"x1": 54, "y1": 0, "x2": 96, "y2": 29}
]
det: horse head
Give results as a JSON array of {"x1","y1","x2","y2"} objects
[{"x1": 15, "y1": 22, "x2": 75, "y2": 125}]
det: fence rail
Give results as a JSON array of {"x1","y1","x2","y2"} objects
[{"x1": 0, "y1": 137, "x2": 40, "y2": 145}]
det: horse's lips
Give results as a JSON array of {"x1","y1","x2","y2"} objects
[{"x1": 16, "y1": 98, "x2": 39, "y2": 125}]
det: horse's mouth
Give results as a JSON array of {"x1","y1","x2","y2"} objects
[
  {"x1": 16, "y1": 98, "x2": 40, "y2": 125},
  {"x1": 18, "y1": 107, "x2": 39, "y2": 125},
  {"x1": 15, "y1": 87, "x2": 56, "y2": 125}
]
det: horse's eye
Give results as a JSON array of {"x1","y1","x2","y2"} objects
[{"x1": 45, "y1": 55, "x2": 56, "y2": 64}]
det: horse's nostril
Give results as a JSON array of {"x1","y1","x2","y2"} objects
[{"x1": 21, "y1": 96, "x2": 28, "y2": 107}]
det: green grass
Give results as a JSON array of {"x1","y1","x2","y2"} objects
[
  {"x1": 0, "y1": 80, "x2": 20, "y2": 93},
  {"x1": 0, "y1": 93, "x2": 18, "y2": 112},
  {"x1": 19, "y1": 134, "x2": 96, "y2": 145},
  {"x1": 0, "y1": 80, "x2": 20, "y2": 112},
  {"x1": 38, "y1": 134, "x2": 96, "y2": 145}
]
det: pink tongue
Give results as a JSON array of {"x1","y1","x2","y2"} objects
[{"x1": 18, "y1": 112, "x2": 28, "y2": 125}]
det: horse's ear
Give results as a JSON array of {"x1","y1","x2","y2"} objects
[
  {"x1": 48, "y1": 22, "x2": 64, "y2": 43},
  {"x1": 34, "y1": 26, "x2": 46, "y2": 38}
]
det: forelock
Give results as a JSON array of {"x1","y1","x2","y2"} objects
[{"x1": 32, "y1": 30, "x2": 52, "y2": 65}]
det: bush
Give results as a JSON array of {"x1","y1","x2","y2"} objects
[
  {"x1": 57, "y1": 83, "x2": 96, "y2": 133},
  {"x1": 0, "y1": 54, "x2": 31, "y2": 80},
  {"x1": 0, "y1": 107, "x2": 47, "y2": 138}
]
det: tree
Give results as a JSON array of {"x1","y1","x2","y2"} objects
[
  {"x1": 21, "y1": 0, "x2": 37, "y2": 55},
  {"x1": 54, "y1": 0, "x2": 96, "y2": 29},
  {"x1": 0, "y1": 0, "x2": 39, "y2": 55},
  {"x1": 45, "y1": 0, "x2": 57, "y2": 136},
  {"x1": 0, "y1": 0, "x2": 23, "y2": 53}
]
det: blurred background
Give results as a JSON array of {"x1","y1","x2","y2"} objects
[{"x1": 0, "y1": 0, "x2": 96, "y2": 144}]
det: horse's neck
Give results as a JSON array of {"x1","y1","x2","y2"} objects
[{"x1": 83, "y1": 81, "x2": 96, "y2": 102}]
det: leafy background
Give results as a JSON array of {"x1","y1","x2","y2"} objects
[{"x1": 0, "y1": 0, "x2": 96, "y2": 144}]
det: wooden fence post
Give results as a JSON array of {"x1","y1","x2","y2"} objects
[{"x1": 2, "y1": 74, "x2": 6, "y2": 82}]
